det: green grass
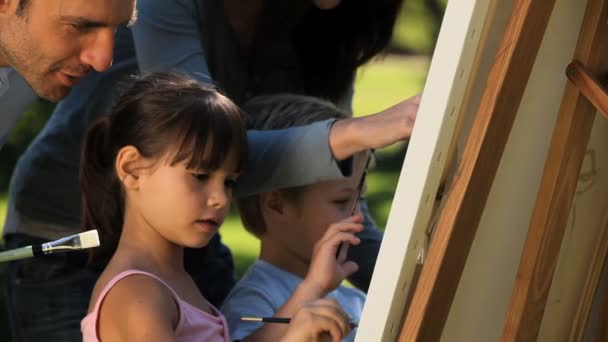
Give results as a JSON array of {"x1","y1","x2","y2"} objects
[{"x1": 353, "y1": 56, "x2": 429, "y2": 117}]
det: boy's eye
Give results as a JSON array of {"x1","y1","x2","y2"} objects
[
  {"x1": 224, "y1": 179, "x2": 237, "y2": 189},
  {"x1": 333, "y1": 199, "x2": 350, "y2": 206}
]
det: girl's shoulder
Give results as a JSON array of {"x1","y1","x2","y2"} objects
[{"x1": 92, "y1": 270, "x2": 180, "y2": 339}]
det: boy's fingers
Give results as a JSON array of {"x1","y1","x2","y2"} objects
[
  {"x1": 322, "y1": 223, "x2": 363, "y2": 243},
  {"x1": 316, "y1": 232, "x2": 360, "y2": 258},
  {"x1": 331, "y1": 232, "x2": 361, "y2": 247},
  {"x1": 341, "y1": 260, "x2": 359, "y2": 277},
  {"x1": 337, "y1": 241, "x2": 349, "y2": 262},
  {"x1": 347, "y1": 213, "x2": 364, "y2": 223}
]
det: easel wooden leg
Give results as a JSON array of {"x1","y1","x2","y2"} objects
[
  {"x1": 398, "y1": 0, "x2": 559, "y2": 341},
  {"x1": 501, "y1": 0, "x2": 608, "y2": 340}
]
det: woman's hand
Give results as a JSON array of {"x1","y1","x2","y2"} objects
[{"x1": 330, "y1": 94, "x2": 421, "y2": 160}]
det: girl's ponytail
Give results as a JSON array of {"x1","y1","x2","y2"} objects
[{"x1": 80, "y1": 116, "x2": 123, "y2": 267}]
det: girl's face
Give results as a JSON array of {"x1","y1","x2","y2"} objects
[{"x1": 133, "y1": 148, "x2": 240, "y2": 249}]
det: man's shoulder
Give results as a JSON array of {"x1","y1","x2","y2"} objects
[{"x1": 0, "y1": 67, "x2": 38, "y2": 147}]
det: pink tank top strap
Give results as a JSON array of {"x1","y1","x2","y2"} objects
[{"x1": 91, "y1": 269, "x2": 180, "y2": 313}]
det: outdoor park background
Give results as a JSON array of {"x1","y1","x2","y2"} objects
[{"x1": 0, "y1": 1, "x2": 445, "y2": 339}]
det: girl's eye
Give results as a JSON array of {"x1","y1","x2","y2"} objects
[{"x1": 193, "y1": 173, "x2": 209, "y2": 181}]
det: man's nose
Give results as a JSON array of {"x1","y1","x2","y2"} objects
[{"x1": 80, "y1": 30, "x2": 115, "y2": 72}]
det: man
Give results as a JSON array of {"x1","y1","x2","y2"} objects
[
  {"x1": 0, "y1": 0, "x2": 134, "y2": 340},
  {"x1": 0, "y1": 0, "x2": 136, "y2": 145}
]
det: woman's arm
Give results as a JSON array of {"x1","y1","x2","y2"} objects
[
  {"x1": 131, "y1": 0, "x2": 213, "y2": 84},
  {"x1": 236, "y1": 120, "x2": 350, "y2": 197},
  {"x1": 237, "y1": 95, "x2": 420, "y2": 197}
]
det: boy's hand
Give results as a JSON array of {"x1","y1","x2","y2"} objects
[
  {"x1": 280, "y1": 298, "x2": 352, "y2": 342},
  {"x1": 302, "y1": 214, "x2": 364, "y2": 296}
]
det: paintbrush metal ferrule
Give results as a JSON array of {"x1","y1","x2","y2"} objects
[{"x1": 42, "y1": 230, "x2": 100, "y2": 254}]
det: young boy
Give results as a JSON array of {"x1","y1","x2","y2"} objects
[{"x1": 221, "y1": 94, "x2": 373, "y2": 342}]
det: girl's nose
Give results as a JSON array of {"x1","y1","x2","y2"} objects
[{"x1": 207, "y1": 184, "x2": 230, "y2": 209}]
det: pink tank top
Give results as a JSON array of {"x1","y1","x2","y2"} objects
[{"x1": 81, "y1": 270, "x2": 230, "y2": 342}]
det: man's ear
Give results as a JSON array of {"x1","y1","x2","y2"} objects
[
  {"x1": 115, "y1": 145, "x2": 144, "y2": 190},
  {"x1": 259, "y1": 191, "x2": 285, "y2": 216}
]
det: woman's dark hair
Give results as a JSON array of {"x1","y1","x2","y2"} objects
[
  {"x1": 80, "y1": 72, "x2": 248, "y2": 266},
  {"x1": 251, "y1": 0, "x2": 404, "y2": 104}
]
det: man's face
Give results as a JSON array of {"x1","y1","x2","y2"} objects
[{"x1": 0, "y1": 0, "x2": 135, "y2": 101}]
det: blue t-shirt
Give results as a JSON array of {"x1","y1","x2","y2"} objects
[{"x1": 220, "y1": 260, "x2": 365, "y2": 341}]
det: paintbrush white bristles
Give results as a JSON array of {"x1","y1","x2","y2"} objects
[
  {"x1": 77, "y1": 230, "x2": 100, "y2": 249},
  {"x1": 41, "y1": 229, "x2": 101, "y2": 254},
  {"x1": 0, "y1": 229, "x2": 101, "y2": 263}
]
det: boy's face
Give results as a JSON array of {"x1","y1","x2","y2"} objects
[{"x1": 276, "y1": 153, "x2": 368, "y2": 265}]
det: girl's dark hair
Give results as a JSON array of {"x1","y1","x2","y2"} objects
[
  {"x1": 251, "y1": 0, "x2": 404, "y2": 104},
  {"x1": 80, "y1": 72, "x2": 248, "y2": 266}
]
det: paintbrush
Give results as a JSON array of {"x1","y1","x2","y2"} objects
[
  {"x1": 241, "y1": 316, "x2": 358, "y2": 328},
  {"x1": 0, "y1": 230, "x2": 100, "y2": 263},
  {"x1": 336, "y1": 152, "x2": 373, "y2": 259}
]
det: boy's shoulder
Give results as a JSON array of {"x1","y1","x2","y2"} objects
[
  {"x1": 221, "y1": 260, "x2": 304, "y2": 311},
  {"x1": 227, "y1": 260, "x2": 300, "y2": 299}
]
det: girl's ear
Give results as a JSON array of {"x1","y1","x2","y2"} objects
[{"x1": 115, "y1": 145, "x2": 144, "y2": 190}]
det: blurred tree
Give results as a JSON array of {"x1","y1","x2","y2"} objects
[{"x1": 391, "y1": 0, "x2": 447, "y2": 54}]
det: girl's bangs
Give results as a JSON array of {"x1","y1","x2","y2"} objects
[{"x1": 168, "y1": 99, "x2": 248, "y2": 173}]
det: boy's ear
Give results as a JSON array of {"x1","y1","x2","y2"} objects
[
  {"x1": 115, "y1": 145, "x2": 144, "y2": 190},
  {"x1": 259, "y1": 191, "x2": 284, "y2": 216}
]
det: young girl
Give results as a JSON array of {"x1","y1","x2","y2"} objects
[{"x1": 79, "y1": 73, "x2": 352, "y2": 342}]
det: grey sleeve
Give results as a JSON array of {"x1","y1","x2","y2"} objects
[
  {"x1": 236, "y1": 119, "x2": 353, "y2": 197},
  {"x1": 131, "y1": 0, "x2": 213, "y2": 84}
]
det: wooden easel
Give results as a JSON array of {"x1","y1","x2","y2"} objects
[
  {"x1": 397, "y1": 0, "x2": 608, "y2": 340},
  {"x1": 501, "y1": 0, "x2": 608, "y2": 339}
]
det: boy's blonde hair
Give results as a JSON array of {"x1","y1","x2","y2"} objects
[{"x1": 237, "y1": 94, "x2": 350, "y2": 238}]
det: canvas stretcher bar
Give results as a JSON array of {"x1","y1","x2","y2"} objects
[
  {"x1": 398, "y1": 0, "x2": 560, "y2": 341},
  {"x1": 354, "y1": 0, "x2": 499, "y2": 341}
]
